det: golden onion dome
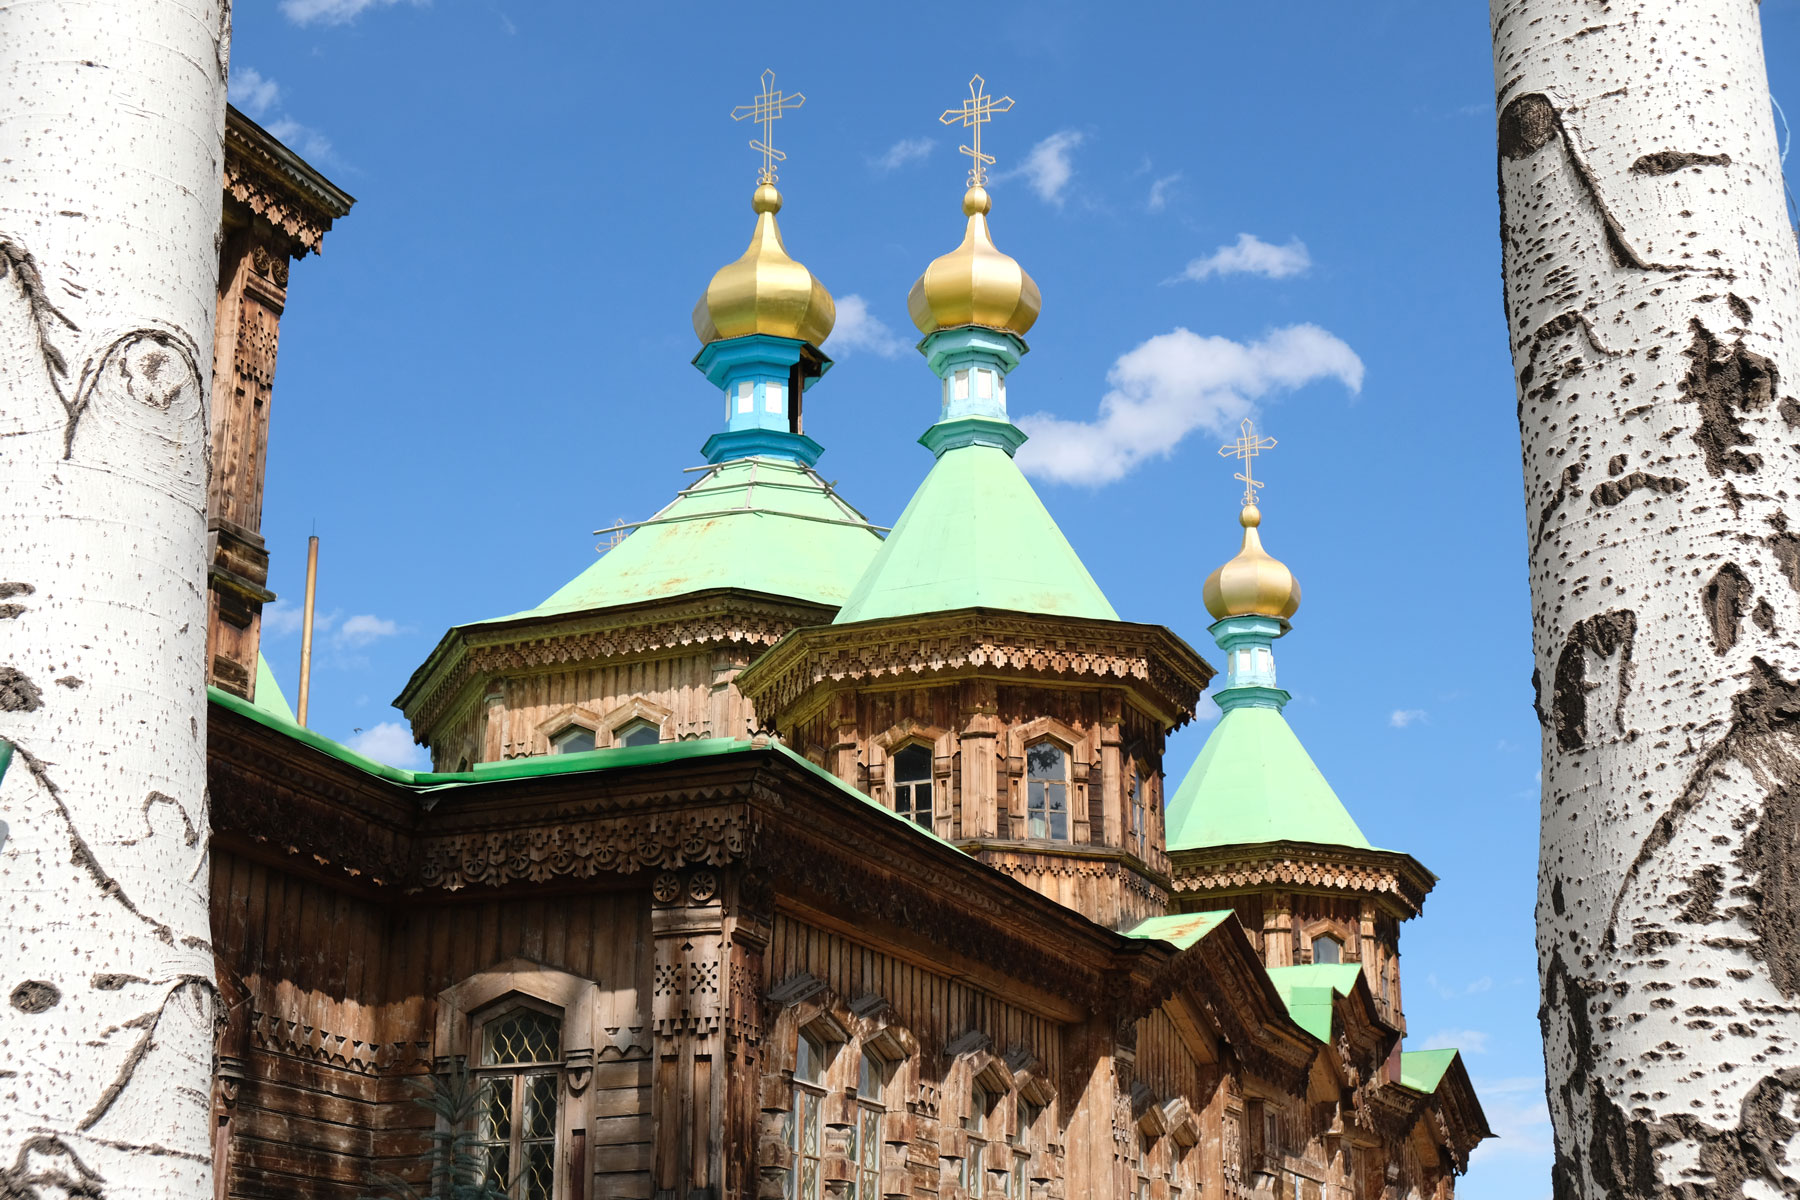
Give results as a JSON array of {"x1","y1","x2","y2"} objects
[
  {"x1": 693, "y1": 183, "x2": 835, "y2": 348},
  {"x1": 906, "y1": 186, "x2": 1041, "y2": 337},
  {"x1": 1203, "y1": 505, "x2": 1302, "y2": 621}
]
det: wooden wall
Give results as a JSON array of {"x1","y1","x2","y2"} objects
[{"x1": 213, "y1": 852, "x2": 653, "y2": 1200}]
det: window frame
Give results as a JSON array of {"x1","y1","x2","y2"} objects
[
  {"x1": 548, "y1": 724, "x2": 596, "y2": 755},
  {"x1": 890, "y1": 742, "x2": 935, "y2": 831},
  {"x1": 849, "y1": 1049, "x2": 887, "y2": 1200},
  {"x1": 962, "y1": 1083, "x2": 990, "y2": 1199},
  {"x1": 786, "y1": 1032, "x2": 828, "y2": 1200},
  {"x1": 1024, "y1": 740, "x2": 1071, "y2": 842},
  {"x1": 1309, "y1": 933, "x2": 1343, "y2": 964},
  {"x1": 470, "y1": 1000, "x2": 564, "y2": 1200},
  {"x1": 613, "y1": 717, "x2": 660, "y2": 748}
]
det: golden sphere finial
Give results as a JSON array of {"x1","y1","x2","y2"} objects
[
  {"x1": 962, "y1": 186, "x2": 991, "y2": 217},
  {"x1": 752, "y1": 183, "x2": 783, "y2": 214},
  {"x1": 1202, "y1": 504, "x2": 1301, "y2": 621}
]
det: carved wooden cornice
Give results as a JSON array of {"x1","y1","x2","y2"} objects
[
  {"x1": 224, "y1": 106, "x2": 354, "y2": 256},
  {"x1": 396, "y1": 589, "x2": 838, "y2": 739},
  {"x1": 737, "y1": 607, "x2": 1216, "y2": 733},
  {"x1": 1168, "y1": 842, "x2": 1437, "y2": 920},
  {"x1": 418, "y1": 805, "x2": 753, "y2": 891}
]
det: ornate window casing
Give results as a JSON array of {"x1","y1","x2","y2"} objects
[
  {"x1": 549, "y1": 726, "x2": 596, "y2": 755},
  {"x1": 536, "y1": 705, "x2": 603, "y2": 756},
  {"x1": 870, "y1": 721, "x2": 950, "y2": 836},
  {"x1": 849, "y1": 1049, "x2": 887, "y2": 1200},
  {"x1": 944, "y1": 1031, "x2": 1016, "y2": 1198},
  {"x1": 597, "y1": 698, "x2": 672, "y2": 749},
  {"x1": 436, "y1": 961, "x2": 602, "y2": 1200},
  {"x1": 787, "y1": 1031, "x2": 828, "y2": 1200}
]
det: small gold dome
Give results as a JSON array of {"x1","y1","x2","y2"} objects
[
  {"x1": 906, "y1": 186, "x2": 1041, "y2": 337},
  {"x1": 693, "y1": 184, "x2": 835, "y2": 348},
  {"x1": 1202, "y1": 505, "x2": 1302, "y2": 620}
]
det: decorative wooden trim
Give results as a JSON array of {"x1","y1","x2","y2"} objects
[
  {"x1": 736, "y1": 608, "x2": 1215, "y2": 734},
  {"x1": 224, "y1": 106, "x2": 353, "y2": 256},
  {"x1": 418, "y1": 807, "x2": 753, "y2": 891},
  {"x1": 397, "y1": 589, "x2": 838, "y2": 738},
  {"x1": 1168, "y1": 842, "x2": 1437, "y2": 920}
]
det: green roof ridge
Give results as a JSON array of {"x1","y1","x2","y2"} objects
[
  {"x1": 833, "y1": 443, "x2": 1117, "y2": 625},
  {"x1": 1265, "y1": 963, "x2": 1365, "y2": 1042},
  {"x1": 253, "y1": 653, "x2": 297, "y2": 723},
  {"x1": 1399, "y1": 1047, "x2": 1460, "y2": 1093},
  {"x1": 482, "y1": 457, "x2": 884, "y2": 625},
  {"x1": 1120, "y1": 910, "x2": 1234, "y2": 951},
  {"x1": 1165, "y1": 705, "x2": 1374, "y2": 852}
]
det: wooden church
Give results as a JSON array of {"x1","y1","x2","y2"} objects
[{"x1": 201, "y1": 80, "x2": 1489, "y2": 1200}]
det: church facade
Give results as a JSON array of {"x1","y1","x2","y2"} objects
[{"x1": 202, "y1": 84, "x2": 1488, "y2": 1200}]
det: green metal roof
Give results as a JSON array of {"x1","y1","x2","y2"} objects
[
  {"x1": 833, "y1": 443, "x2": 1117, "y2": 625},
  {"x1": 1165, "y1": 705, "x2": 1374, "y2": 852},
  {"x1": 253, "y1": 653, "x2": 297, "y2": 723},
  {"x1": 1399, "y1": 1047, "x2": 1460, "y2": 1094},
  {"x1": 1120, "y1": 910, "x2": 1234, "y2": 951},
  {"x1": 483, "y1": 457, "x2": 884, "y2": 624},
  {"x1": 1265, "y1": 963, "x2": 1365, "y2": 1042}
]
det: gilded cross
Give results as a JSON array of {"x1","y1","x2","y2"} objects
[
  {"x1": 940, "y1": 75, "x2": 1014, "y2": 187},
  {"x1": 1218, "y1": 418, "x2": 1278, "y2": 507},
  {"x1": 732, "y1": 69, "x2": 805, "y2": 185}
]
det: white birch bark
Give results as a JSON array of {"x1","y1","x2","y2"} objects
[
  {"x1": 0, "y1": 3, "x2": 229, "y2": 1198},
  {"x1": 1492, "y1": 2, "x2": 1800, "y2": 1196}
]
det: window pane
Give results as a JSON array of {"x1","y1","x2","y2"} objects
[
  {"x1": 483, "y1": 1009, "x2": 561, "y2": 1065},
  {"x1": 483, "y1": 1144, "x2": 510, "y2": 1195},
  {"x1": 1047, "y1": 783, "x2": 1067, "y2": 840},
  {"x1": 617, "y1": 719, "x2": 659, "y2": 747},
  {"x1": 549, "y1": 726, "x2": 595, "y2": 755},
  {"x1": 893, "y1": 744, "x2": 931, "y2": 782},
  {"x1": 862, "y1": 1109, "x2": 881, "y2": 1166},
  {"x1": 803, "y1": 1093, "x2": 821, "y2": 1154},
  {"x1": 523, "y1": 1073, "x2": 557, "y2": 1139},
  {"x1": 1026, "y1": 742, "x2": 1064, "y2": 781},
  {"x1": 523, "y1": 1142, "x2": 554, "y2": 1200},
  {"x1": 479, "y1": 1077, "x2": 512, "y2": 1141},
  {"x1": 1311, "y1": 935, "x2": 1341, "y2": 964},
  {"x1": 796, "y1": 1033, "x2": 823, "y2": 1084},
  {"x1": 915, "y1": 783, "x2": 932, "y2": 828}
]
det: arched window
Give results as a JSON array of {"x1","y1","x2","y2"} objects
[
  {"x1": 786, "y1": 1033, "x2": 826, "y2": 1200},
  {"x1": 549, "y1": 725, "x2": 595, "y2": 755},
  {"x1": 614, "y1": 718, "x2": 659, "y2": 748},
  {"x1": 1011, "y1": 1098, "x2": 1041, "y2": 1199},
  {"x1": 849, "y1": 1050, "x2": 886, "y2": 1200},
  {"x1": 1025, "y1": 742, "x2": 1069, "y2": 841},
  {"x1": 962, "y1": 1083, "x2": 990, "y2": 1198},
  {"x1": 474, "y1": 1006, "x2": 561, "y2": 1200},
  {"x1": 1311, "y1": 934, "x2": 1342, "y2": 965},
  {"x1": 892, "y1": 744, "x2": 933, "y2": 830}
]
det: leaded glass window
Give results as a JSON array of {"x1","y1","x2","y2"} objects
[
  {"x1": 1026, "y1": 742, "x2": 1069, "y2": 841},
  {"x1": 615, "y1": 718, "x2": 659, "y2": 748},
  {"x1": 786, "y1": 1034, "x2": 825, "y2": 1200},
  {"x1": 476, "y1": 1008, "x2": 561, "y2": 1200},
  {"x1": 848, "y1": 1051, "x2": 884, "y2": 1200},
  {"x1": 549, "y1": 726, "x2": 595, "y2": 755},
  {"x1": 892, "y1": 744, "x2": 933, "y2": 830}
]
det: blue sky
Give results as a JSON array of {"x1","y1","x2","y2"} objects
[{"x1": 232, "y1": 3, "x2": 1800, "y2": 1195}]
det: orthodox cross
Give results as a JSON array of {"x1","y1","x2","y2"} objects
[
  {"x1": 1218, "y1": 418, "x2": 1278, "y2": 507},
  {"x1": 732, "y1": 69, "x2": 805, "y2": 185},
  {"x1": 940, "y1": 75, "x2": 1014, "y2": 187}
]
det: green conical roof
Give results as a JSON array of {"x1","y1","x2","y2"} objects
[
  {"x1": 1165, "y1": 705, "x2": 1373, "y2": 852},
  {"x1": 485, "y1": 457, "x2": 884, "y2": 623},
  {"x1": 832, "y1": 443, "x2": 1116, "y2": 625}
]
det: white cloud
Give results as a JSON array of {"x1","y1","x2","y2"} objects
[
  {"x1": 1174, "y1": 233, "x2": 1312, "y2": 282},
  {"x1": 265, "y1": 118, "x2": 335, "y2": 165},
  {"x1": 1014, "y1": 325, "x2": 1363, "y2": 486},
  {"x1": 346, "y1": 722, "x2": 428, "y2": 770},
  {"x1": 1421, "y1": 1028, "x2": 1489, "y2": 1054},
  {"x1": 871, "y1": 137, "x2": 933, "y2": 171},
  {"x1": 1470, "y1": 1076, "x2": 1553, "y2": 1164},
  {"x1": 1147, "y1": 172, "x2": 1181, "y2": 213},
  {"x1": 1001, "y1": 130, "x2": 1084, "y2": 206},
  {"x1": 830, "y1": 295, "x2": 908, "y2": 358},
  {"x1": 335, "y1": 614, "x2": 402, "y2": 647},
  {"x1": 262, "y1": 601, "x2": 339, "y2": 639},
  {"x1": 228, "y1": 66, "x2": 280, "y2": 119},
  {"x1": 1390, "y1": 708, "x2": 1429, "y2": 728},
  {"x1": 279, "y1": 0, "x2": 425, "y2": 25}
]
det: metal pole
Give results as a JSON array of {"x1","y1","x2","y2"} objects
[{"x1": 297, "y1": 535, "x2": 319, "y2": 726}]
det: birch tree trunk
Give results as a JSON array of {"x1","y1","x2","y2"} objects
[
  {"x1": 1492, "y1": 2, "x2": 1800, "y2": 1196},
  {"x1": 0, "y1": 3, "x2": 229, "y2": 1198}
]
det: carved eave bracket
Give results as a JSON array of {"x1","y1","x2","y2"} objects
[
  {"x1": 1168, "y1": 841, "x2": 1438, "y2": 921},
  {"x1": 224, "y1": 105, "x2": 354, "y2": 257},
  {"x1": 736, "y1": 607, "x2": 1216, "y2": 734}
]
